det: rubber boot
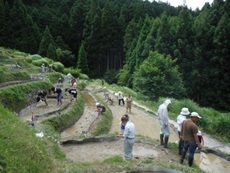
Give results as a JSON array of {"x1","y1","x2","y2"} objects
[
  {"x1": 164, "y1": 136, "x2": 169, "y2": 148},
  {"x1": 160, "y1": 134, "x2": 164, "y2": 145},
  {"x1": 180, "y1": 150, "x2": 186, "y2": 164},
  {"x1": 188, "y1": 157, "x2": 194, "y2": 167}
]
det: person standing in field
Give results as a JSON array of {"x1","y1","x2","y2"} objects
[
  {"x1": 180, "y1": 112, "x2": 202, "y2": 167},
  {"x1": 117, "y1": 91, "x2": 125, "y2": 106},
  {"x1": 51, "y1": 86, "x2": 62, "y2": 106},
  {"x1": 70, "y1": 79, "x2": 77, "y2": 101},
  {"x1": 157, "y1": 99, "x2": 171, "y2": 148},
  {"x1": 177, "y1": 107, "x2": 190, "y2": 155},
  {"x1": 126, "y1": 94, "x2": 133, "y2": 113},
  {"x1": 119, "y1": 114, "x2": 129, "y2": 135},
  {"x1": 118, "y1": 114, "x2": 135, "y2": 160}
]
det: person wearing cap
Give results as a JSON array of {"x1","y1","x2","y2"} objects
[
  {"x1": 117, "y1": 114, "x2": 135, "y2": 160},
  {"x1": 157, "y1": 99, "x2": 171, "y2": 148},
  {"x1": 180, "y1": 112, "x2": 202, "y2": 167},
  {"x1": 197, "y1": 130, "x2": 204, "y2": 146},
  {"x1": 177, "y1": 107, "x2": 190, "y2": 155}
]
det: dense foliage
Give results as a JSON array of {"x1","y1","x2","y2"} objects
[
  {"x1": 0, "y1": 0, "x2": 229, "y2": 111},
  {"x1": 133, "y1": 51, "x2": 186, "y2": 100}
]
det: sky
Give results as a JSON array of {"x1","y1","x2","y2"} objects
[{"x1": 152, "y1": 0, "x2": 214, "y2": 10}]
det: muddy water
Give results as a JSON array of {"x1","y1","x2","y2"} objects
[
  {"x1": 19, "y1": 98, "x2": 71, "y2": 123},
  {"x1": 60, "y1": 92, "x2": 97, "y2": 138},
  {"x1": 194, "y1": 152, "x2": 230, "y2": 173},
  {"x1": 61, "y1": 140, "x2": 159, "y2": 162}
]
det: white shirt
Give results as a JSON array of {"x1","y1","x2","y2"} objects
[
  {"x1": 177, "y1": 114, "x2": 186, "y2": 132},
  {"x1": 157, "y1": 103, "x2": 169, "y2": 123},
  {"x1": 123, "y1": 121, "x2": 135, "y2": 139},
  {"x1": 118, "y1": 93, "x2": 124, "y2": 100}
]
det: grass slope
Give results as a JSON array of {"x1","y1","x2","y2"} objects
[{"x1": 0, "y1": 105, "x2": 54, "y2": 172}]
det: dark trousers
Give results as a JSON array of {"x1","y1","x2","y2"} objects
[
  {"x1": 119, "y1": 99, "x2": 125, "y2": 105},
  {"x1": 178, "y1": 131, "x2": 184, "y2": 154}
]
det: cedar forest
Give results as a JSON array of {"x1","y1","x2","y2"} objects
[{"x1": 0, "y1": 0, "x2": 229, "y2": 111}]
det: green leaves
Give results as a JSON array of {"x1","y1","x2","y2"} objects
[{"x1": 133, "y1": 51, "x2": 186, "y2": 100}]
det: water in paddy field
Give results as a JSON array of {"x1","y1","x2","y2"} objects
[{"x1": 194, "y1": 152, "x2": 230, "y2": 173}]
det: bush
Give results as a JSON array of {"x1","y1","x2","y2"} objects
[
  {"x1": 63, "y1": 68, "x2": 81, "y2": 78},
  {"x1": 44, "y1": 72, "x2": 63, "y2": 83},
  {"x1": 51, "y1": 62, "x2": 64, "y2": 73},
  {"x1": 28, "y1": 54, "x2": 43, "y2": 60},
  {"x1": 79, "y1": 73, "x2": 89, "y2": 80},
  {"x1": 32, "y1": 58, "x2": 49, "y2": 66},
  {"x1": 77, "y1": 80, "x2": 88, "y2": 90}
]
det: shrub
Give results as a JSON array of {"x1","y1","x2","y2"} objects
[
  {"x1": 77, "y1": 80, "x2": 88, "y2": 90},
  {"x1": 28, "y1": 54, "x2": 43, "y2": 60},
  {"x1": 79, "y1": 73, "x2": 89, "y2": 80},
  {"x1": 32, "y1": 58, "x2": 49, "y2": 66},
  {"x1": 63, "y1": 68, "x2": 81, "y2": 78},
  {"x1": 45, "y1": 72, "x2": 63, "y2": 83},
  {"x1": 51, "y1": 62, "x2": 64, "y2": 73}
]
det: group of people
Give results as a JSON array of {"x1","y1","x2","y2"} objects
[
  {"x1": 115, "y1": 98, "x2": 204, "y2": 166},
  {"x1": 35, "y1": 77, "x2": 78, "y2": 107},
  {"x1": 103, "y1": 88, "x2": 133, "y2": 113},
  {"x1": 157, "y1": 98, "x2": 203, "y2": 167},
  {"x1": 116, "y1": 91, "x2": 133, "y2": 113}
]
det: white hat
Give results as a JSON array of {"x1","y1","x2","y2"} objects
[
  {"x1": 96, "y1": 102, "x2": 100, "y2": 106},
  {"x1": 180, "y1": 107, "x2": 190, "y2": 116},
  {"x1": 197, "y1": 130, "x2": 202, "y2": 135},
  {"x1": 164, "y1": 99, "x2": 171, "y2": 106},
  {"x1": 190, "y1": 112, "x2": 201, "y2": 118}
]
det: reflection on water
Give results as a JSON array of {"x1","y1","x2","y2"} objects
[{"x1": 194, "y1": 152, "x2": 230, "y2": 173}]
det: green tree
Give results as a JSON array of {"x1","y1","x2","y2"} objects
[
  {"x1": 77, "y1": 44, "x2": 89, "y2": 75},
  {"x1": 82, "y1": 1, "x2": 103, "y2": 77},
  {"x1": 0, "y1": 0, "x2": 6, "y2": 45},
  {"x1": 56, "y1": 48, "x2": 75, "y2": 67},
  {"x1": 117, "y1": 18, "x2": 143, "y2": 87},
  {"x1": 38, "y1": 26, "x2": 56, "y2": 58},
  {"x1": 69, "y1": 0, "x2": 87, "y2": 54},
  {"x1": 133, "y1": 51, "x2": 186, "y2": 100}
]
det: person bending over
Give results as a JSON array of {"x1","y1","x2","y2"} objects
[{"x1": 36, "y1": 90, "x2": 48, "y2": 107}]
